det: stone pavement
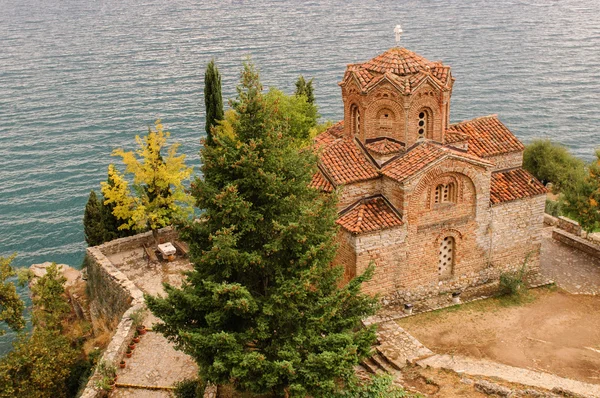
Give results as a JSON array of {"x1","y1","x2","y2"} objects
[
  {"x1": 540, "y1": 225, "x2": 600, "y2": 295},
  {"x1": 418, "y1": 354, "x2": 600, "y2": 398},
  {"x1": 106, "y1": 250, "x2": 198, "y2": 397},
  {"x1": 112, "y1": 314, "x2": 198, "y2": 397},
  {"x1": 373, "y1": 321, "x2": 433, "y2": 369}
]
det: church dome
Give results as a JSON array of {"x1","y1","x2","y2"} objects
[{"x1": 340, "y1": 47, "x2": 452, "y2": 93}]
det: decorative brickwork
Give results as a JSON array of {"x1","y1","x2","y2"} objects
[{"x1": 318, "y1": 45, "x2": 545, "y2": 308}]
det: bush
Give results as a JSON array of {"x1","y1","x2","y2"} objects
[
  {"x1": 173, "y1": 378, "x2": 204, "y2": 398},
  {"x1": 523, "y1": 140, "x2": 585, "y2": 192},
  {"x1": 545, "y1": 199, "x2": 563, "y2": 217}
]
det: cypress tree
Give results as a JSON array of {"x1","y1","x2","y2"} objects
[
  {"x1": 204, "y1": 59, "x2": 224, "y2": 146},
  {"x1": 83, "y1": 190, "x2": 105, "y2": 246},
  {"x1": 295, "y1": 75, "x2": 315, "y2": 104},
  {"x1": 147, "y1": 63, "x2": 377, "y2": 397}
]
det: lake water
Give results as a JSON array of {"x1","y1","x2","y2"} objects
[{"x1": 1, "y1": 0, "x2": 599, "y2": 347}]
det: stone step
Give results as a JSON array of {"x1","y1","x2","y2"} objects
[
  {"x1": 376, "y1": 344, "x2": 407, "y2": 370},
  {"x1": 361, "y1": 356, "x2": 384, "y2": 375},
  {"x1": 372, "y1": 352, "x2": 398, "y2": 374}
]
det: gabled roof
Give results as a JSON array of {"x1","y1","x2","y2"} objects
[
  {"x1": 365, "y1": 138, "x2": 405, "y2": 155},
  {"x1": 447, "y1": 115, "x2": 524, "y2": 158},
  {"x1": 309, "y1": 169, "x2": 334, "y2": 193},
  {"x1": 381, "y1": 141, "x2": 492, "y2": 183},
  {"x1": 490, "y1": 168, "x2": 547, "y2": 205},
  {"x1": 337, "y1": 196, "x2": 403, "y2": 234},
  {"x1": 314, "y1": 121, "x2": 344, "y2": 149},
  {"x1": 340, "y1": 48, "x2": 452, "y2": 94}
]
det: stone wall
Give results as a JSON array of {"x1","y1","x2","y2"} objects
[
  {"x1": 80, "y1": 228, "x2": 175, "y2": 398},
  {"x1": 353, "y1": 226, "x2": 407, "y2": 296},
  {"x1": 337, "y1": 179, "x2": 381, "y2": 211},
  {"x1": 490, "y1": 195, "x2": 546, "y2": 273},
  {"x1": 487, "y1": 151, "x2": 523, "y2": 171},
  {"x1": 552, "y1": 229, "x2": 600, "y2": 259}
]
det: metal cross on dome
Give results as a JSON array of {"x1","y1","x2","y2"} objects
[{"x1": 394, "y1": 24, "x2": 403, "y2": 46}]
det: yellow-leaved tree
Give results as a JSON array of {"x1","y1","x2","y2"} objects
[{"x1": 101, "y1": 120, "x2": 194, "y2": 243}]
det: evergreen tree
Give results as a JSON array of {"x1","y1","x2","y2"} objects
[
  {"x1": 83, "y1": 190, "x2": 105, "y2": 246},
  {"x1": 0, "y1": 255, "x2": 25, "y2": 336},
  {"x1": 204, "y1": 59, "x2": 224, "y2": 146},
  {"x1": 294, "y1": 75, "x2": 315, "y2": 104},
  {"x1": 146, "y1": 63, "x2": 377, "y2": 397}
]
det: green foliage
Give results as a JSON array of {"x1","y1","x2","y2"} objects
[
  {"x1": 0, "y1": 254, "x2": 25, "y2": 336},
  {"x1": 205, "y1": 59, "x2": 224, "y2": 146},
  {"x1": 146, "y1": 62, "x2": 377, "y2": 398},
  {"x1": 0, "y1": 263, "x2": 84, "y2": 398},
  {"x1": 523, "y1": 139, "x2": 585, "y2": 192},
  {"x1": 173, "y1": 378, "x2": 204, "y2": 398},
  {"x1": 101, "y1": 120, "x2": 194, "y2": 237},
  {"x1": 30, "y1": 263, "x2": 70, "y2": 330},
  {"x1": 129, "y1": 306, "x2": 147, "y2": 328},
  {"x1": 499, "y1": 255, "x2": 530, "y2": 299},
  {"x1": 83, "y1": 190, "x2": 105, "y2": 246},
  {"x1": 545, "y1": 199, "x2": 563, "y2": 217},
  {"x1": 264, "y1": 87, "x2": 319, "y2": 143},
  {"x1": 294, "y1": 75, "x2": 315, "y2": 104},
  {"x1": 561, "y1": 150, "x2": 600, "y2": 233},
  {"x1": 335, "y1": 374, "x2": 417, "y2": 398},
  {"x1": 83, "y1": 188, "x2": 134, "y2": 247},
  {"x1": 0, "y1": 329, "x2": 80, "y2": 398}
]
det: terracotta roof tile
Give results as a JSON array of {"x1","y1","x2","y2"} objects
[
  {"x1": 365, "y1": 138, "x2": 405, "y2": 155},
  {"x1": 309, "y1": 170, "x2": 334, "y2": 193},
  {"x1": 342, "y1": 48, "x2": 452, "y2": 93},
  {"x1": 320, "y1": 138, "x2": 379, "y2": 185},
  {"x1": 314, "y1": 121, "x2": 345, "y2": 149},
  {"x1": 444, "y1": 130, "x2": 469, "y2": 144},
  {"x1": 447, "y1": 115, "x2": 524, "y2": 158},
  {"x1": 337, "y1": 196, "x2": 403, "y2": 234},
  {"x1": 381, "y1": 141, "x2": 491, "y2": 183},
  {"x1": 490, "y1": 168, "x2": 547, "y2": 205}
]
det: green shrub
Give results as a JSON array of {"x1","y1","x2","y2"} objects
[
  {"x1": 545, "y1": 199, "x2": 563, "y2": 217},
  {"x1": 173, "y1": 378, "x2": 204, "y2": 398}
]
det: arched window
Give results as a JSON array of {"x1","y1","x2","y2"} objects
[
  {"x1": 438, "y1": 236, "x2": 455, "y2": 280},
  {"x1": 417, "y1": 108, "x2": 432, "y2": 139},
  {"x1": 378, "y1": 108, "x2": 394, "y2": 132},
  {"x1": 351, "y1": 104, "x2": 360, "y2": 137},
  {"x1": 434, "y1": 183, "x2": 456, "y2": 204}
]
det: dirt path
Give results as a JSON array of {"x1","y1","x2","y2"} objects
[{"x1": 398, "y1": 289, "x2": 600, "y2": 385}]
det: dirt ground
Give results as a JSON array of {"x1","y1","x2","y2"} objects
[{"x1": 398, "y1": 288, "x2": 600, "y2": 385}]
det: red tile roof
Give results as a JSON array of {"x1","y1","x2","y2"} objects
[
  {"x1": 365, "y1": 138, "x2": 405, "y2": 155},
  {"x1": 310, "y1": 169, "x2": 334, "y2": 193},
  {"x1": 341, "y1": 48, "x2": 452, "y2": 93},
  {"x1": 381, "y1": 141, "x2": 491, "y2": 183},
  {"x1": 337, "y1": 196, "x2": 403, "y2": 234},
  {"x1": 490, "y1": 168, "x2": 547, "y2": 205},
  {"x1": 314, "y1": 121, "x2": 345, "y2": 149},
  {"x1": 447, "y1": 115, "x2": 524, "y2": 158},
  {"x1": 319, "y1": 138, "x2": 379, "y2": 185}
]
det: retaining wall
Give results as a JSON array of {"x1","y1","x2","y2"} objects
[{"x1": 80, "y1": 228, "x2": 174, "y2": 398}]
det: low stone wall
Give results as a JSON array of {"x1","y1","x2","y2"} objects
[
  {"x1": 80, "y1": 228, "x2": 174, "y2": 398},
  {"x1": 552, "y1": 229, "x2": 600, "y2": 259}
]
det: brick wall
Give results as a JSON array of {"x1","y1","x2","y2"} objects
[
  {"x1": 487, "y1": 151, "x2": 523, "y2": 171},
  {"x1": 337, "y1": 179, "x2": 382, "y2": 210},
  {"x1": 490, "y1": 195, "x2": 545, "y2": 273}
]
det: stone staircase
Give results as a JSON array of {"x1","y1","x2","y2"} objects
[{"x1": 361, "y1": 320, "x2": 435, "y2": 385}]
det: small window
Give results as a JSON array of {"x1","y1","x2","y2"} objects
[
  {"x1": 438, "y1": 236, "x2": 455, "y2": 280},
  {"x1": 434, "y1": 183, "x2": 456, "y2": 204},
  {"x1": 351, "y1": 105, "x2": 360, "y2": 136},
  {"x1": 418, "y1": 111, "x2": 427, "y2": 139}
]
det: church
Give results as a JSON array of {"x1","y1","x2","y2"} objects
[{"x1": 311, "y1": 45, "x2": 547, "y2": 306}]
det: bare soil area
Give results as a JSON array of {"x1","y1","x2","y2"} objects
[{"x1": 398, "y1": 288, "x2": 600, "y2": 385}]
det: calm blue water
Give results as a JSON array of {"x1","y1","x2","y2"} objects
[{"x1": 1, "y1": 0, "x2": 599, "y2": 347}]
